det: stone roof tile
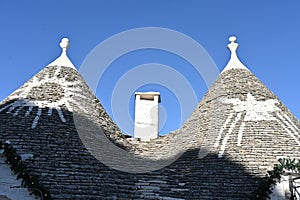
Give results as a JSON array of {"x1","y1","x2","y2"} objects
[{"x1": 0, "y1": 37, "x2": 299, "y2": 199}]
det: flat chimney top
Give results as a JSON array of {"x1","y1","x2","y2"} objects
[{"x1": 135, "y1": 92, "x2": 161, "y2": 102}]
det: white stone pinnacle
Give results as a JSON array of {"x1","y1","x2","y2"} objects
[
  {"x1": 228, "y1": 36, "x2": 238, "y2": 52},
  {"x1": 221, "y1": 35, "x2": 248, "y2": 73},
  {"x1": 60, "y1": 38, "x2": 70, "y2": 52},
  {"x1": 47, "y1": 37, "x2": 76, "y2": 69},
  {"x1": 229, "y1": 36, "x2": 236, "y2": 43}
]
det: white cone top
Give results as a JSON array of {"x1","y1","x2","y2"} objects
[
  {"x1": 47, "y1": 38, "x2": 76, "y2": 69},
  {"x1": 221, "y1": 36, "x2": 248, "y2": 73}
]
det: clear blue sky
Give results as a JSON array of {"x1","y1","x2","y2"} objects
[{"x1": 0, "y1": 1, "x2": 299, "y2": 136}]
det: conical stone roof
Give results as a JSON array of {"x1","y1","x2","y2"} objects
[
  {"x1": 0, "y1": 38, "x2": 124, "y2": 144},
  {"x1": 178, "y1": 36, "x2": 300, "y2": 172},
  {"x1": 0, "y1": 36, "x2": 299, "y2": 199}
]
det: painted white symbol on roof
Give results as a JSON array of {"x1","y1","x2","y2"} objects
[
  {"x1": 0, "y1": 38, "x2": 88, "y2": 129},
  {"x1": 0, "y1": 66, "x2": 88, "y2": 129},
  {"x1": 222, "y1": 93, "x2": 280, "y2": 121},
  {"x1": 215, "y1": 93, "x2": 300, "y2": 158}
]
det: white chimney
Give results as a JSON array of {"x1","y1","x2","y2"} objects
[{"x1": 134, "y1": 92, "x2": 161, "y2": 141}]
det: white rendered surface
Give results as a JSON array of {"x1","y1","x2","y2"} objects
[
  {"x1": 134, "y1": 92, "x2": 160, "y2": 141},
  {"x1": 0, "y1": 155, "x2": 38, "y2": 200},
  {"x1": 47, "y1": 38, "x2": 76, "y2": 69},
  {"x1": 270, "y1": 174, "x2": 300, "y2": 199},
  {"x1": 221, "y1": 36, "x2": 249, "y2": 73}
]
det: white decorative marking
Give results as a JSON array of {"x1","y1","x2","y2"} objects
[
  {"x1": 221, "y1": 93, "x2": 280, "y2": 121},
  {"x1": 25, "y1": 106, "x2": 33, "y2": 117},
  {"x1": 276, "y1": 113, "x2": 300, "y2": 143},
  {"x1": 7, "y1": 104, "x2": 17, "y2": 113},
  {"x1": 13, "y1": 105, "x2": 25, "y2": 116},
  {"x1": 48, "y1": 108, "x2": 53, "y2": 116},
  {"x1": 54, "y1": 66, "x2": 61, "y2": 77},
  {"x1": 69, "y1": 87, "x2": 84, "y2": 93},
  {"x1": 279, "y1": 123, "x2": 300, "y2": 146},
  {"x1": 31, "y1": 108, "x2": 42, "y2": 129},
  {"x1": 23, "y1": 76, "x2": 38, "y2": 96},
  {"x1": 0, "y1": 61, "x2": 88, "y2": 128},
  {"x1": 0, "y1": 103, "x2": 14, "y2": 112},
  {"x1": 214, "y1": 113, "x2": 234, "y2": 147},
  {"x1": 283, "y1": 113, "x2": 299, "y2": 131},
  {"x1": 56, "y1": 108, "x2": 66, "y2": 123},
  {"x1": 217, "y1": 93, "x2": 287, "y2": 157},
  {"x1": 71, "y1": 93, "x2": 89, "y2": 100},
  {"x1": 62, "y1": 98, "x2": 73, "y2": 112},
  {"x1": 218, "y1": 112, "x2": 242, "y2": 158},
  {"x1": 276, "y1": 113, "x2": 293, "y2": 131},
  {"x1": 70, "y1": 100, "x2": 88, "y2": 113},
  {"x1": 237, "y1": 122, "x2": 245, "y2": 146},
  {"x1": 68, "y1": 80, "x2": 83, "y2": 86}
]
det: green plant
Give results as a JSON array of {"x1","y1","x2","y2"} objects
[
  {"x1": 0, "y1": 140, "x2": 50, "y2": 199},
  {"x1": 251, "y1": 158, "x2": 300, "y2": 200}
]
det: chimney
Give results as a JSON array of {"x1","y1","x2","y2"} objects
[{"x1": 134, "y1": 92, "x2": 161, "y2": 141}]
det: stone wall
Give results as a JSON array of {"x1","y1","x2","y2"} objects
[{"x1": 0, "y1": 66, "x2": 300, "y2": 199}]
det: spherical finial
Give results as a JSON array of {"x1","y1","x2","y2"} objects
[
  {"x1": 229, "y1": 36, "x2": 237, "y2": 43},
  {"x1": 227, "y1": 35, "x2": 239, "y2": 53},
  {"x1": 60, "y1": 38, "x2": 70, "y2": 50}
]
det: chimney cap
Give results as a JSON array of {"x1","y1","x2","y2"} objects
[{"x1": 135, "y1": 91, "x2": 161, "y2": 102}]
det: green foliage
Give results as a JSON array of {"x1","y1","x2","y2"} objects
[
  {"x1": 251, "y1": 158, "x2": 300, "y2": 200},
  {"x1": 0, "y1": 140, "x2": 51, "y2": 199}
]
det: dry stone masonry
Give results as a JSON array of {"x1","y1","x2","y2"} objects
[{"x1": 0, "y1": 37, "x2": 299, "y2": 199}]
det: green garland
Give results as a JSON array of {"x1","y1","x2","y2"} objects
[
  {"x1": 0, "y1": 140, "x2": 50, "y2": 200},
  {"x1": 251, "y1": 158, "x2": 300, "y2": 200}
]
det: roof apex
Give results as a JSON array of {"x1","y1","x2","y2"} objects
[
  {"x1": 221, "y1": 36, "x2": 249, "y2": 73},
  {"x1": 47, "y1": 38, "x2": 76, "y2": 69}
]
